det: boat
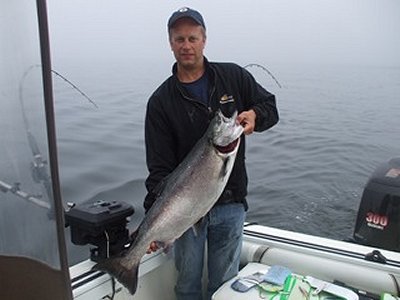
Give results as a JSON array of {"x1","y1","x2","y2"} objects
[{"x1": 1, "y1": 1, "x2": 400, "y2": 299}]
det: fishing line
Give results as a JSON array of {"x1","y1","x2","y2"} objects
[
  {"x1": 50, "y1": 68, "x2": 98, "y2": 108},
  {"x1": 104, "y1": 230, "x2": 110, "y2": 258},
  {"x1": 244, "y1": 63, "x2": 282, "y2": 88},
  {"x1": 103, "y1": 229, "x2": 116, "y2": 300},
  {"x1": 21, "y1": 64, "x2": 98, "y2": 108}
]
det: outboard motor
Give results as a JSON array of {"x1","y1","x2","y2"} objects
[{"x1": 353, "y1": 158, "x2": 400, "y2": 251}]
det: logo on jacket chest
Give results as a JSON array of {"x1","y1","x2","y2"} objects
[
  {"x1": 220, "y1": 94, "x2": 235, "y2": 104},
  {"x1": 220, "y1": 94, "x2": 236, "y2": 117}
]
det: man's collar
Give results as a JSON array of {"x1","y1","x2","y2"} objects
[{"x1": 171, "y1": 56, "x2": 210, "y2": 75}]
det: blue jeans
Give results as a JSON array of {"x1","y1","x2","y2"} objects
[{"x1": 174, "y1": 203, "x2": 246, "y2": 300}]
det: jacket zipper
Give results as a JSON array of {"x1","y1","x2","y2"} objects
[{"x1": 176, "y1": 82, "x2": 214, "y2": 115}]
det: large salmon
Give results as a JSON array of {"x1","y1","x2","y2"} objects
[{"x1": 93, "y1": 109, "x2": 244, "y2": 294}]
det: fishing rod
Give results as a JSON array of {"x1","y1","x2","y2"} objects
[
  {"x1": 0, "y1": 65, "x2": 97, "y2": 215},
  {"x1": 0, "y1": 179, "x2": 51, "y2": 210},
  {"x1": 244, "y1": 63, "x2": 282, "y2": 88}
]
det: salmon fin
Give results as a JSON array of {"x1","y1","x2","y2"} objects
[
  {"x1": 192, "y1": 218, "x2": 204, "y2": 236},
  {"x1": 92, "y1": 256, "x2": 139, "y2": 295},
  {"x1": 152, "y1": 174, "x2": 171, "y2": 197}
]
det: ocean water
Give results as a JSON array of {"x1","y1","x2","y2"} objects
[{"x1": 52, "y1": 63, "x2": 400, "y2": 262}]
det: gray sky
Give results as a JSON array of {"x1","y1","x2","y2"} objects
[{"x1": 47, "y1": 0, "x2": 400, "y2": 68}]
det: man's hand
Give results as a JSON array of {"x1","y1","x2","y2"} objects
[
  {"x1": 146, "y1": 241, "x2": 160, "y2": 254},
  {"x1": 237, "y1": 109, "x2": 256, "y2": 135}
]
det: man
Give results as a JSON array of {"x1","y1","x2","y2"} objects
[{"x1": 144, "y1": 7, "x2": 278, "y2": 300}]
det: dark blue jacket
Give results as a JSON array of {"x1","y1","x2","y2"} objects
[{"x1": 144, "y1": 58, "x2": 279, "y2": 211}]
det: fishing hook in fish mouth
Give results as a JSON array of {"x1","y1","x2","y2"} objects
[{"x1": 214, "y1": 138, "x2": 240, "y2": 154}]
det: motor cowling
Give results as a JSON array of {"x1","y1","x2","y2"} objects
[
  {"x1": 65, "y1": 199, "x2": 134, "y2": 261},
  {"x1": 353, "y1": 158, "x2": 400, "y2": 251}
]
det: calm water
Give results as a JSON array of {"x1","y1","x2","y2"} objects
[{"x1": 53, "y1": 62, "x2": 400, "y2": 261}]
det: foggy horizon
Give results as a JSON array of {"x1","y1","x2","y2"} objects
[{"x1": 47, "y1": 0, "x2": 400, "y2": 71}]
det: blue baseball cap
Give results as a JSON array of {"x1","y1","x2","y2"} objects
[{"x1": 168, "y1": 7, "x2": 206, "y2": 30}]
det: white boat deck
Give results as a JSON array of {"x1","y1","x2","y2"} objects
[{"x1": 69, "y1": 224, "x2": 400, "y2": 299}]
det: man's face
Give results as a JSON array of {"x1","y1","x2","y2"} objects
[{"x1": 169, "y1": 18, "x2": 206, "y2": 70}]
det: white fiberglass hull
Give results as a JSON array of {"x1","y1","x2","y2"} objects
[{"x1": 69, "y1": 224, "x2": 400, "y2": 299}]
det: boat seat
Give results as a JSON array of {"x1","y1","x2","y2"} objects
[
  {"x1": 212, "y1": 262, "x2": 269, "y2": 300},
  {"x1": 0, "y1": 255, "x2": 70, "y2": 300},
  {"x1": 212, "y1": 262, "x2": 364, "y2": 300}
]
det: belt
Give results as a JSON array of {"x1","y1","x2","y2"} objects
[
  {"x1": 217, "y1": 189, "x2": 248, "y2": 210},
  {"x1": 218, "y1": 189, "x2": 237, "y2": 204}
]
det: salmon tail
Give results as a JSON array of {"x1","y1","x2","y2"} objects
[{"x1": 92, "y1": 257, "x2": 139, "y2": 295}]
